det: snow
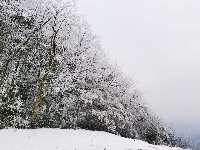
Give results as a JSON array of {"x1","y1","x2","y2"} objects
[{"x1": 0, "y1": 129, "x2": 185, "y2": 150}]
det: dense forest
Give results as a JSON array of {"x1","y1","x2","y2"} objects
[{"x1": 0, "y1": 0, "x2": 195, "y2": 148}]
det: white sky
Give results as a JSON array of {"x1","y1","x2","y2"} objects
[{"x1": 76, "y1": 0, "x2": 200, "y2": 127}]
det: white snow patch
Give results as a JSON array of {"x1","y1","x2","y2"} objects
[{"x1": 0, "y1": 129, "x2": 185, "y2": 150}]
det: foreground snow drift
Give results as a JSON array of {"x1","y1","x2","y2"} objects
[{"x1": 0, "y1": 129, "x2": 183, "y2": 150}]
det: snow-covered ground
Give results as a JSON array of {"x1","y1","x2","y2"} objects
[{"x1": 0, "y1": 129, "x2": 184, "y2": 150}]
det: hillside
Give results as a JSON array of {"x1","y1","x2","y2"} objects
[
  {"x1": 0, "y1": 129, "x2": 184, "y2": 150},
  {"x1": 0, "y1": 0, "x2": 194, "y2": 149}
]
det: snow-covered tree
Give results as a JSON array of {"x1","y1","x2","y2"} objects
[{"x1": 0, "y1": 0, "x2": 77, "y2": 127}]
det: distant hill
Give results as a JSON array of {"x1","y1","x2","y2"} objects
[
  {"x1": 170, "y1": 121, "x2": 200, "y2": 148},
  {"x1": 190, "y1": 135, "x2": 200, "y2": 148}
]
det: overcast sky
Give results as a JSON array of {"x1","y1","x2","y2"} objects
[{"x1": 76, "y1": 0, "x2": 200, "y2": 128}]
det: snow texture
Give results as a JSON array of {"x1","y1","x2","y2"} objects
[{"x1": 0, "y1": 129, "x2": 185, "y2": 150}]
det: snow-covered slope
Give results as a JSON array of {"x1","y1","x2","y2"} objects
[{"x1": 0, "y1": 129, "x2": 183, "y2": 150}]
